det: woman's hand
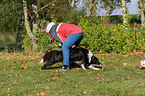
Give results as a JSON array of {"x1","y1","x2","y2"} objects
[{"x1": 72, "y1": 45, "x2": 76, "y2": 48}]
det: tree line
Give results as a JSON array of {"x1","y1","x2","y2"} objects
[{"x1": 0, "y1": 0, "x2": 144, "y2": 50}]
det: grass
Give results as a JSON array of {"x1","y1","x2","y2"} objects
[
  {"x1": 0, "y1": 32, "x2": 16, "y2": 45},
  {"x1": 0, "y1": 52, "x2": 145, "y2": 96},
  {"x1": 0, "y1": 31, "x2": 19, "y2": 52}
]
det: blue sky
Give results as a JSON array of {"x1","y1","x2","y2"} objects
[
  {"x1": 111, "y1": 0, "x2": 139, "y2": 15},
  {"x1": 77, "y1": 0, "x2": 139, "y2": 16}
]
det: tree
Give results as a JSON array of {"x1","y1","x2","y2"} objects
[
  {"x1": 80, "y1": 0, "x2": 131, "y2": 16},
  {"x1": 138, "y1": 0, "x2": 145, "y2": 26},
  {"x1": 16, "y1": 1, "x2": 24, "y2": 50},
  {"x1": 23, "y1": 0, "x2": 38, "y2": 50},
  {"x1": 0, "y1": 0, "x2": 21, "y2": 33},
  {"x1": 37, "y1": 0, "x2": 78, "y2": 22},
  {"x1": 68, "y1": 0, "x2": 75, "y2": 7},
  {"x1": 32, "y1": 0, "x2": 39, "y2": 33},
  {"x1": 121, "y1": 0, "x2": 127, "y2": 24}
]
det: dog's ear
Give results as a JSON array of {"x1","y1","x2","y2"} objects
[{"x1": 90, "y1": 56, "x2": 96, "y2": 63}]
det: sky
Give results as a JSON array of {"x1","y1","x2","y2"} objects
[
  {"x1": 77, "y1": 0, "x2": 139, "y2": 16},
  {"x1": 111, "y1": 0, "x2": 139, "y2": 15}
]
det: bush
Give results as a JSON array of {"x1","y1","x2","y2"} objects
[
  {"x1": 0, "y1": 1, "x2": 21, "y2": 33},
  {"x1": 22, "y1": 17, "x2": 145, "y2": 53},
  {"x1": 22, "y1": 29, "x2": 61, "y2": 52},
  {"x1": 22, "y1": 19, "x2": 61, "y2": 52},
  {"x1": 78, "y1": 18, "x2": 145, "y2": 53}
]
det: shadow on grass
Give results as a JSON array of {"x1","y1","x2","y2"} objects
[
  {"x1": 43, "y1": 63, "x2": 103, "y2": 70},
  {"x1": 140, "y1": 67, "x2": 145, "y2": 70},
  {"x1": 41, "y1": 63, "x2": 82, "y2": 70},
  {"x1": 0, "y1": 44, "x2": 23, "y2": 53}
]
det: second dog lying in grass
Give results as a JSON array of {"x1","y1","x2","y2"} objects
[{"x1": 39, "y1": 47, "x2": 102, "y2": 71}]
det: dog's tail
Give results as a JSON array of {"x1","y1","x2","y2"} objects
[{"x1": 39, "y1": 58, "x2": 44, "y2": 64}]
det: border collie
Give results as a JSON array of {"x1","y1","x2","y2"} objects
[{"x1": 39, "y1": 47, "x2": 102, "y2": 71}]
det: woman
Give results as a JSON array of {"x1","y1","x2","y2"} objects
[{"x1": 41, "y1": 22, "x2": 84, "y2": 71}]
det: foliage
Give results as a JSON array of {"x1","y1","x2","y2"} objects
[
  {"x1": 0, "y1": 52, "x2": 145, "y2": 95},
  {"x1": 130, "y1": 14, "x2": 141, "y2": 24},
  {"x1": 80, "y1": 0, "x2": 131, "y2": 16},
  {"x1": 0, "y1": 33, "x2": 16, "y2": 45},
  {"x1": 137, "y1": 0, "x2": 145, "y2": 26},
  {"x1": 0, "y1": 1, "x2": 21, "y2": 33},
  {"x1": 22, "y1": 29, "x2": 61, "y2": 52},
  {"x1": 22, "y1": 19, "x2": 61, "y2": 52},
  {"x1": 22, "y1": 17, "x2": 145, "y2": 53},
  {"x1": 78, "y1": 17, "x2": 145, "y2": 53},
  {"x1": 37, "y1": 0, "x2": 78, "y2": 23}
]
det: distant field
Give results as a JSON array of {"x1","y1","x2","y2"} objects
[{"x1": 0, "y1": 52, "x2": 145, "y2": 96}]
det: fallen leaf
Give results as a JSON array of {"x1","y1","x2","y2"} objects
[
  {"x1": 123, "y1": 63, "x2": 126, "y2": 66},
  {"x1": 97, "y1": 73, "x2": 100, "y2": 76},
  {"x1": 45, "y1": 86, "x2": 49, "y2": 89},
  {"x1": 9, "y1": 65, "x2": 12, "y2": 68},
  {"x1": 74, "y1": 93, "x2": 80, "y2": 95},
  {"x1": 126, "y1": 76, "x2": 130, "y2": 79},
  {"x1": 47, "y1": 79, "x2": 51, "y2": 82},
  {"x1": 83, "y1": 91, "x2": 86, "y2": 94},
  {"x1": 140, "y1": 66, "x2": 143, "y2": 68},
  {"x1": 7, "y1": 87, "x2": 13, "y2": 90},
  {"x1": 40, "y1": 92, "x2": 45, "y2": 96},
  {"x1": 75, "y1": 85, "x2": 78, "y2": 87},
  {"x1": 51, "y1": 77, "x2": 58, "y2": 80},
  {"x1": 67, "y1": 76, "x2": 70, "y2": 78},
  {"x1": 90, "y1": 83, "x2": 94, "y2": 85},
  {"x1": 20, "y1": 65, "x2": 27, "y2": 69},
  {"x1": 87, "y1": 71, "x2": 92, "y2": 75}
]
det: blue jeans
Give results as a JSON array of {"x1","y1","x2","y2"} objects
[{"x1": 62, "y1": 33, "x2": 83, "y2": 65}]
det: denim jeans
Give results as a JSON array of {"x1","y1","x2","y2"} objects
[{"x1": 62, "y1": 33, "x2": 83, "y2": 65}]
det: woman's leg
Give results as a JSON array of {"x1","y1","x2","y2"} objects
[{"x1": 62, "y1": 33, "x2": 83, "y2": 66}]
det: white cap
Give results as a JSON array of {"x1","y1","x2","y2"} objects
[{"x1": 46, "y1": 22, "x2": 55, "y2": 33}]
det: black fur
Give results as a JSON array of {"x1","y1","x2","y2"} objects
[{"x1": 40, "y1": 47, "x2": 101, "y2": 70}]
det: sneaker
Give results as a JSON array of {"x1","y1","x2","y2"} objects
[{"x1": 59, "y1": 65, "x2": 69, "y2": 72}]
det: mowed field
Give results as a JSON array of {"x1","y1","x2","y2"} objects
[{"x1": 0, "y1": 52, "x2": 145, "y2": 96}]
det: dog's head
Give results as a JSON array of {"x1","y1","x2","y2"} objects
[
  {"x1": 87, "y1": 55, "x2": 102, "y2": 70},
  {"x1": 90, "y1": 55, "x2": 102, "y2": 67}
]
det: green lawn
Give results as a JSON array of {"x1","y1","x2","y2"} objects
[{"x1": 0, "y1": 52, "x2": 145, "y2": 96}]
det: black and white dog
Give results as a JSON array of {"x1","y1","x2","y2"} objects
[{"x1": 39, "y1": 47, "x2": 102, "y2": 71}]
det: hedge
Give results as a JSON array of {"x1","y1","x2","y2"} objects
[{"x1": 22, "y1": 18, "x2": 145, "y2": 53}]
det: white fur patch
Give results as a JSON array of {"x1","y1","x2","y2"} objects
[
  {"x1": 39, "y1": 58, "x2": 44, "y2": 64},
  {"x1": 74, "y1": 61, "x2": 82, "y2": 64},
  {"x1": 88, "y1": 50, "x2": 93, "y2": 63},
  {"x1": 88, "y1": 65, "x2": 100, "y2": 70},
  {"x1": 81, "y1": 64, "x2": 86, "y2": 70}
]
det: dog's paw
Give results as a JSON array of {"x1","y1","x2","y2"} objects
[
  {"x1": 88, "y1": 65, "x2": 101, "y2": 70},
  {"x1": 81, "y1": 64, "x2": 86, "y2": 70},
  {"x1": 92, "y1": 68, "x2": 101, "y2": 70}
]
